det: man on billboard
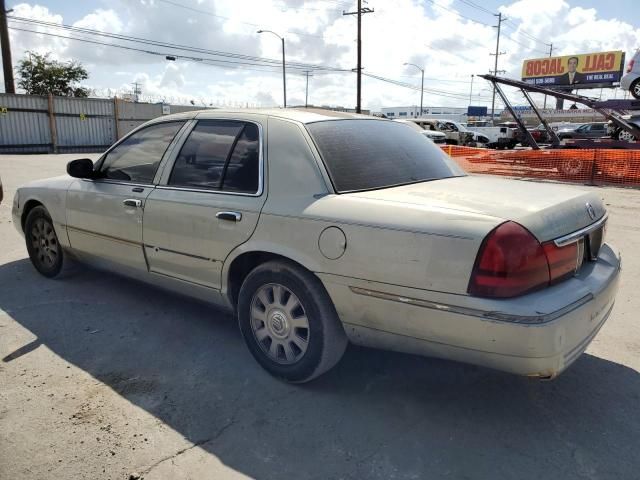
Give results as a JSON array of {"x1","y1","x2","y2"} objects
[{"x1": 559, "y1": 57, "x2": 585, "y2": 85}]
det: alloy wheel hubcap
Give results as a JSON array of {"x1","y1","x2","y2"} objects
[
  {"x1": 30, "y1": 218, "x2": 58, "y2": 268},
  {"x1": 250, "y1": 283, "x2": 310, "y2": 365}
]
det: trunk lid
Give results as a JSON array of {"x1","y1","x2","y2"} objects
[{"x1": 349, "y1": 176, "x2": 605, "y2": 242}]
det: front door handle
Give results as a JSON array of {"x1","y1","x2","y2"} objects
[
  {"x1": 123, "y1": 198, "x2": 142, "y2": 208},
  {"x1": 216, "y1": 211, "x2": 242, "y2": 222}
]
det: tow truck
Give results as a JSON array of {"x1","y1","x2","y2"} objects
[{"x1": 480, "y1": 74, "x2": 640, "y2": 150}]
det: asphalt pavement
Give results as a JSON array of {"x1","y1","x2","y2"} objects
[{"x1": 1, "y1": 154, "x2": 639, "y2": 480}]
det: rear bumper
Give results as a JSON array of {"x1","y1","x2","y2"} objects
[{"x1": 320, "y1": 244, "x2": 621, "y2": 378}]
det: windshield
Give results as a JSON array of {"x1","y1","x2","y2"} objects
[{"x1": 306, "y1": 119, "x2": 466, "y2": 193}]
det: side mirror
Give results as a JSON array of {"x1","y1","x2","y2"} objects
[{"x1": 67, "y1": 158, "x2": 94, "y2": 179}]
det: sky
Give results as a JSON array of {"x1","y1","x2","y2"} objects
[{"x1": 2, "y1": 0, "x2": 640, "y2": 111}]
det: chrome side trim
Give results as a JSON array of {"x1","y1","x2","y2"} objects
[
  {"x1": 156, "y1": 185, "x2": 261, "y2": 197},
  {"x1": 554, "y1": 214, "x2": 608, "y2": 247},
  {"x1": 66, "y1": 225, "x2": 142, "y2": 247},
  {"x1": 144, "y1": 244, "x2": 217, "y2": 262},
  {"x1": 349, "y1": 286, "x2": 593, "y2": 324}
]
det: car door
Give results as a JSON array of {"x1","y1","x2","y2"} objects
[
  {"x1": 65, "y1": 120, "x2": 187, "y2": 271},
  {"x1": 142, "y1": 118, "x2": 266, "y2": 289},
  {"x1": 590, "y1": 123, "x2": 605, "y2": 138}
]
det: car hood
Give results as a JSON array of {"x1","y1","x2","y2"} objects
[
  {"x1": 348, "y1": 176, "x2": 605, "y2": 242},
  {"x1": 19, "y1": 174, "x2": 76, "y2": 191}
]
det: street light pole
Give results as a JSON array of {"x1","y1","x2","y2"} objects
[
  {"x1": 257, "y1": 29, "x2": 286, "y2": 108},
  {"x1": 469, "y1": 74, "x2": 474, "y2": 107},
  {"x1": 404, "y1": 62, "x2": 424, "y2": 117}
]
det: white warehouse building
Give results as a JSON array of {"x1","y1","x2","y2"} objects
[{"x1": 380, "y1": 106, "x2": 470, "y2": 122}]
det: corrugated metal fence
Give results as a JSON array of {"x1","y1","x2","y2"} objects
[{"x1": 0, "y1": 93, "x2": 206, "y2": 154}]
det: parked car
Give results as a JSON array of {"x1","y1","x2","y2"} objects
[
  {"x1": 621, "y1": 49, "x2": 640, "y2": 100},
  {"x1": 404, "y1": 118, "x2": 475, "y2": 146},
  {"x1": 557, "y1": 122, "x2": 608, "y2": 140},
  {"x1": 13, "y1": 109, "x2": 620, "y2": 382},
  {"x1": 393, "y1": 119, "x2": 447, "y2": 143},
  {"x1": 608, "y1": 115, "x2": 639, "y2": 142},
  {"x1": 466, "y1": 121, "x2": 519, "y2": 148}
]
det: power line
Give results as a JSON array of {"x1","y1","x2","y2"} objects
[
  {"x1": 7, "y1": 25, "x2": 352, "y2": 75},
  {"x1": 7, "y1": 16, "x2": 350, "y2": 73},
  {"x1": 362, "y1": 71, "x2": 493, "y2": 101}
]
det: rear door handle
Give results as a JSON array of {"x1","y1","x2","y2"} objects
[
  {"x1": 216, "y1": 211, "x2": 242, "y2": 222},
  {"x1": 123, "y1": 199, "x2": 142, "y2": 208}
]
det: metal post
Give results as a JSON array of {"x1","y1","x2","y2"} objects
[
  {"x1": 305, "y1": 71, "x2": 309, "y2": 107},
  {"x1": 356, "y1": 0, "x2": 362, "y2": 113},
  {"x1": 490, "y1": 12, "x2": 506, "y2": 123},
  {"x1": 281, "y1": 37, "x2": 286, "y2": 108},
  {"x1": 47, "y1": 93, "x2": 57, "y2": 153},
  {"x1": 257, "y1": 30, "x2": 287, "y2": 108},
  {"x1": 469, "y1": 74, "x2": 474, "y2": 106},
  {"x1": 0, "y1": 0, "x2": 15, "y2": 93},
  {"x1": 343, "y1": 2, "x2": 373, "y2": 113},
  {"x1": 113, "y1": 96, "x2": 121, "y2": 141},
  {"x1": 419, "y1": 68, "x2": 424, "y2": 117},
  {"x1": 543, "y1": 43, "x2": 553, "y2": 109}
]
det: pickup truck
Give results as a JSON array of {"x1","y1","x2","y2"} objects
[
  {"x1": 466, "y1": 121, "x2": 519, "y2": 149},
  {"x1": 405, "y1": 119, "x2": 486, "y2": 146}
]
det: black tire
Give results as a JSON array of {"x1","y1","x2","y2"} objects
[
  {"x1": 24, "y1": 206, "x2": 65, "y2": 278},
  {"x1": 238, "y1": 260, "x2": 348, "y2": 383},
  {"x1": 615, "y1": 128, "x2": 636, "y2": 142},
  {"x1": 631, "y1": 79, "x2": 640, "y2": 100}
]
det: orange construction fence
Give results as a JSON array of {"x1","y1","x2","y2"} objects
[{"x1": 442, "y1": 145, "x2": 640, "y2": 188}]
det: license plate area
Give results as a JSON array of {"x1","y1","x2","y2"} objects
[{"x1": 586, "y1": 225, "x2": 604, "y2": 261}]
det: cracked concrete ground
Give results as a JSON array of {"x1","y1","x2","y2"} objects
[{"x1": 1, "y1": 154, "x2": 640, "y2": 480}]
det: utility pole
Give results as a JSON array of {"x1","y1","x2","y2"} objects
[
  {"x1": 343, "y1": 0, "x2": 374, "y2": 113},
  {"x1": 0, "y1": 0, "x2": 15, "y2": 94},
  {"x1": 542, "y1": 42, "x2": 553, "y2": 109},
  {"x1": 304, "y1": 70, "x2": 313, "y2": 107},
  {"x1": 490, "y1": 12, "x2": 506, "y2": 124},
  {"x1": 131, "y1": 82, "x2": 142, "y2": 102},
  {"x1": 469, "y1": 74, "x2": 474, "y2": 107}
]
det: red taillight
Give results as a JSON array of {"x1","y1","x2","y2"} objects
[
  {"x1": 542, "y1": 240, "x2": 580, "y2": 284},
  {"x1": 468, "y1": 221, "x2": 549, "y2": 298},
  {"x1": 627, "y1": 59, "x2": 635, "y2": 74},
  {"x1": 469, "y1": 222, "x2": 582, "y2": 298}
]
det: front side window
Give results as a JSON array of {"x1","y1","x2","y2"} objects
[
  {"x1": 169, "y1": 120, "x2": 260, "y2": 194},
  {"x1": 99, "y1": 121, "x2": 184, "y2": 183},
  {"x1": 306, "y1": 119, "x2": 465, "y2": 193}
]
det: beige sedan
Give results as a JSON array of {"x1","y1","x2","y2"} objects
[{"x1": 12, "y1": 109, "x2": 621, "y2": 382}]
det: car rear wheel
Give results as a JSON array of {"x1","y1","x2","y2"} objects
[
  {"x1": 616, "y1": 129, "x2": 636, "y2": 142},
  {"x1": 238, "y1": 260, "x2": 348, "y2": 383},
  {"x1": 25, "y1": 206, "x2": 64, "y2": 278},
  {"x1": 631, "y1": 79, "x2": 640, "y2": 100}
]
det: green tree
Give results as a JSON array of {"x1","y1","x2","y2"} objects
[{"x1": 17, "y1": 51, "x2": 91, "y2": 97}]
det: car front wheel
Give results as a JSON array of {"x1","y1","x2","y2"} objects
[
  {"x1": 25, "y1": 206, "x2": 64, "y2": 278},
  {"x1": 631, "y1": 79, "x2": 640, "y2": 100},
  {"x1": 238, "y1": 260, "x2": 348, "y2": 383}
]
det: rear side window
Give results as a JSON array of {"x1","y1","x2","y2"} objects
[
  {"x1": 100, "y1": 121, "x2": 184, "y2": 183},
  {"x1": 169, "y1": 120, "x2": 260, "y2": 193},
  {"x1": 306, "y1": 119, "x2": 465, "y2": 193}
]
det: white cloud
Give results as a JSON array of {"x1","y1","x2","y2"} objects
[{"x1": 2, "y1": 0, "x2": 640, "y2": 110}]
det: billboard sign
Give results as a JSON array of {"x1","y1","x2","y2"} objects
[
  {"x1": 467, "y1": 106, "x2": 487, "y2": 116},
  {"x1": 521, "y1": 51, "x2": 625, "y2": 89}
]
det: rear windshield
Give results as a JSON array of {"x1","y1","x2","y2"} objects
[{"x1": 306, "y1": 119, "x2": 465, "y2": 193}]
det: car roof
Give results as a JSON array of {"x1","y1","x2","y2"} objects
[{"x1": 157, "y1": 107, "x2": 374, "y2": 124}]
